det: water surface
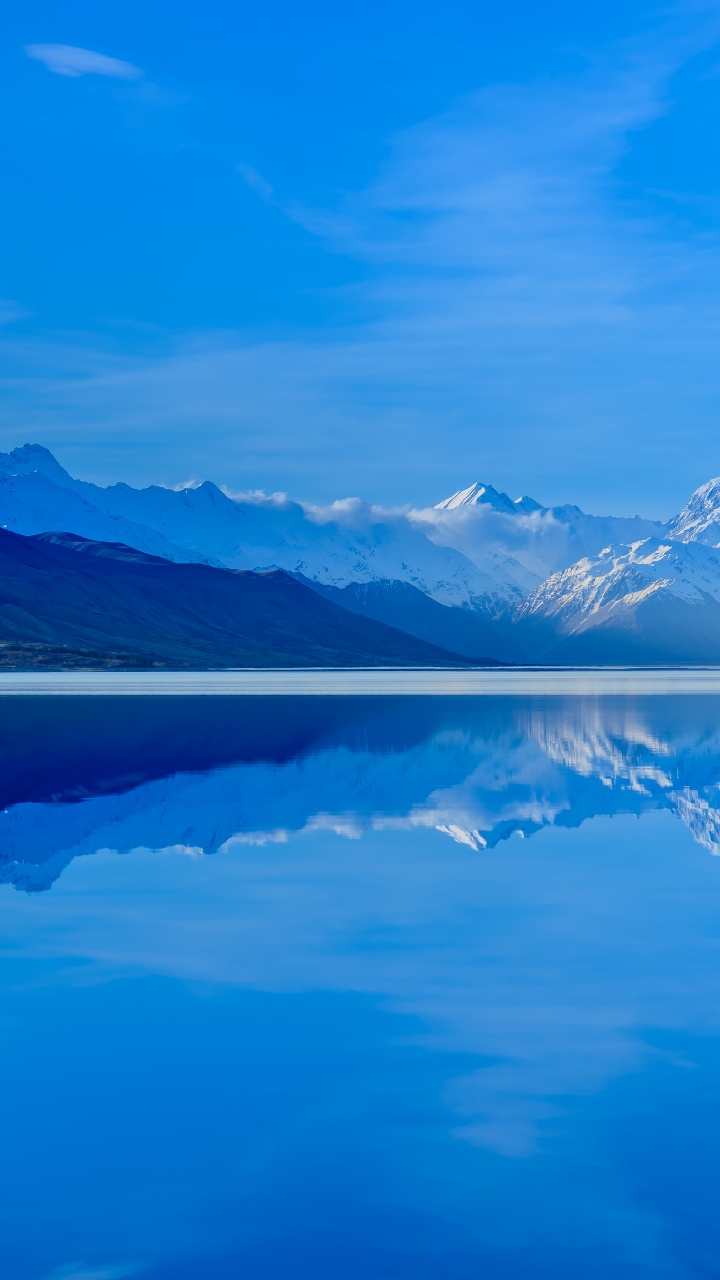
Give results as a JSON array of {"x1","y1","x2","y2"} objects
[{"x1": 2, "y1": 690, "x2": 720, "y2": 1278}]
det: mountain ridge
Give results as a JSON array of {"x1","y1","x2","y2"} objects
[
  {"x1": 0, "y1": 445, "x2": 525, "y2": 614},
  {"x1": 0, "y1": 527, "x2": 480, "y2": 669},
  {"x1": 5, "y1": 444, "x2": 720, "y2": 663},
  {"x1": 514, "y1": 537, "x2": 720, "y2": 664}
]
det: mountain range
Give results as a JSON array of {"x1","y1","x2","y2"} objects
[
  {"x1": 0, "y1": 527, "x2": 470, "y2": 669},
  {"x1": 3, "y1": 442, "x2": 720, "y2": 664}
]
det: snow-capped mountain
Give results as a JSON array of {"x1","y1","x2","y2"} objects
[
  {"x1": 0, "y1": 469, "x2": 216, "y2": 565},
  {"x1": 434, "y1": 481, "x2": 544, "y2": 516},
  {"x1": 667, "y1": 477, "x2": 720, "y2": 546},
  {"x1": 515, "y1": 537, "x2": 720, "y2": 663},
  {"x1": 0, "y1": 445, "x2": 525, "y2": 616},
  {"x1": 8, "y1": 443, "x2": 720, "y2": 663},
  {"x1": 416, "y1": 478, "x2": 665, "y2": 582}
]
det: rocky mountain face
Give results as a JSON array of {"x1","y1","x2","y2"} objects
[
  {"x1": 667, "y1": 477, "x2": 720, "y2": 545},
  {"x1": 513, "y1": 539, "x2": 720, "y2": 664}
]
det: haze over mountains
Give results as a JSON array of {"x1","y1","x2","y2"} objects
[{"x1": 4, "y1": 443, "x2": 720, "y2": 664}]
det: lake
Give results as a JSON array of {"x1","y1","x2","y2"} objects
[{"x1": 3, "y1": 676, "x2": 720, "y2": 1278}]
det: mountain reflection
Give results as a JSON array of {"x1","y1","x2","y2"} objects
[{"x1": 4, "y1": 693, "x2": 720, "y2": 891}]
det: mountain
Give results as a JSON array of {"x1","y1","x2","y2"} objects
[
  {"x1": 514, "y1": 537, "x2": 720, "y2": 664},
  {"x1": 301, "y1": 577, "x2": 525, "y2": 662},
  {"x1": 667, "y1": 477, "x2": 720, "y2": 546},
  {"x1": 421, "y1": 478, "x2": 665, "y2": 581},
  {"x1": 0, "y1": 528, "x2": 473, "y2": 669},
  {"x1": 0, "y1": 444, "x2": 662, "y2": 623},
  {"x1": 434, "y1": 481, "x2": 544, "y2": 515},
  {"x1": 0, "y1": 445, "x2": 526, "y2": 615},
  {"x1": 8, "y1": 443, "x2": 720, "y2": 664},
  {"x1": 0, "y1": 468, "x2": 217, "y2": 566}
]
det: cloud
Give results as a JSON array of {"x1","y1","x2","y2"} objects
[
  {"x1": 24, "y1": 44, "x2": 142, "y2": 80},
  {"x1": 237, "y1": 162, "x2": 274, "y2": 201},
  {"x1": 39, "y1": 1263, "x2": 141, "y2": 1280},
  {"x1": 10, "y1": 14, "x2": 720, "y2": 513},
  {"x1": 220, "y1": 486, "x2": 291, "y2": 505}
]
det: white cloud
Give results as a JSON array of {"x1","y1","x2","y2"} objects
[{"x1": 24, "y1": 44, "x2": 142, "y2": 80}]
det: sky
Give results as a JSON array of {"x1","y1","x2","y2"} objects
[{"x1": 3, "y1": 1, "x2": 720, "y2": 512}]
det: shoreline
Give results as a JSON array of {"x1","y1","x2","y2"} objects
[{"x1": 2, "y1": 667, "x2": 720, "y2": 694}]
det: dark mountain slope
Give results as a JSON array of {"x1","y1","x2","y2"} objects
[
  {"x1": 297, "y1": 577, "x2": 518, "y2": 663},
  {"x1": 515, "y1": 592, "x2": 720, "y2": 666},
  {"x1": 0, "y1": 529, "x2": 472, "y2": 669}
]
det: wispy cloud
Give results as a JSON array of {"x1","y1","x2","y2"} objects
[
  {"x1": 293, "y1": 37, "x2": 701, "y2": 332},
  {"x1": 39, "y1": 1262, "x2": 142, "y2": 1280},
  {"x1": 237, "y1": 162, "x2": 274, "y2": 201},
  {"x1": 10, "y1": 15, "x2": 720, "y2": 511},
  {"x1": 24, "y1": 44, "x2": 142, "y2": 80}
]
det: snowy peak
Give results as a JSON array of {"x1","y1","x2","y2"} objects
[
  {"x1": 9, "y1": 443, "x2": 720, "y2": 663},
  {"x1": 517, "y1": 537, "x2": 720, "y2": 628},
  {"x1": 422, "y1": 480, "x2": 664, "y2": 588},
  {"x1": 0, "y1": 443, "x2": 73, "y2": 485},
  {"x1": 435, "y1": 481, "x2": 543, "y2": 514},
  {"x1": 0, "y1": 445, "x2": 524, "y2": 614},
  {"x1": 512, "y1": 537, "x2": 720, "y2": 664},
  {"x1": 668, "y1": 477, "x2": 720, "y2": 546}
]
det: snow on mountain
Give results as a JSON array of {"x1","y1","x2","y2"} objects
[
  {"x1": 667, "y1": 476, "x2": 720, "y2": 546},
  {"x1": 7, "y1": 444, "x2": 720, "y2": 658},
  {"x1": 0, "y1": 470, "x2": 216, "y2": 565},
  {"x1": 0, "y1": 445, "x2": 526, "y2": 613},
  {"x1": 96, "y1": 484, "x2": 522, "y2": 612},
  {"x1": 514, "y1": 537, "x2": 720, "y2": 663},
  {"x1": 417, "y1": 479, "x2": 665, "y2": 583},
  {"x1": 0, "y1": 442, "x2": 75, "y2": 485},
  {"x1": 435, "y1": 481, "x2": 543, "y2": 515},
  {"x1": 519, "y1": 537, "x2": 720, "y2": 620}
]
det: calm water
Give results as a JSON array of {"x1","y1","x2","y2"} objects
[{"x1": 3, "y1": 690, "x2": 720, "y2": 1278}]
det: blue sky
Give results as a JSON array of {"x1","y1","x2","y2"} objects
[{"x1": 3, "y1": 1, "x2": 720, "y2": 511}]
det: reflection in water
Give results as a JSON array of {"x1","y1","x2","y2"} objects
[
  {"x1": 2, "y1": 694, "x2": 720, "y2": 1279},
  {"x1": 4, "y1": 694, "x2": 720, "y2": 889}
]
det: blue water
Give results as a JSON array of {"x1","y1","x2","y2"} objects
[{"x1": 2, "y1": 692, "x2": 720, "y2": 1278}]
